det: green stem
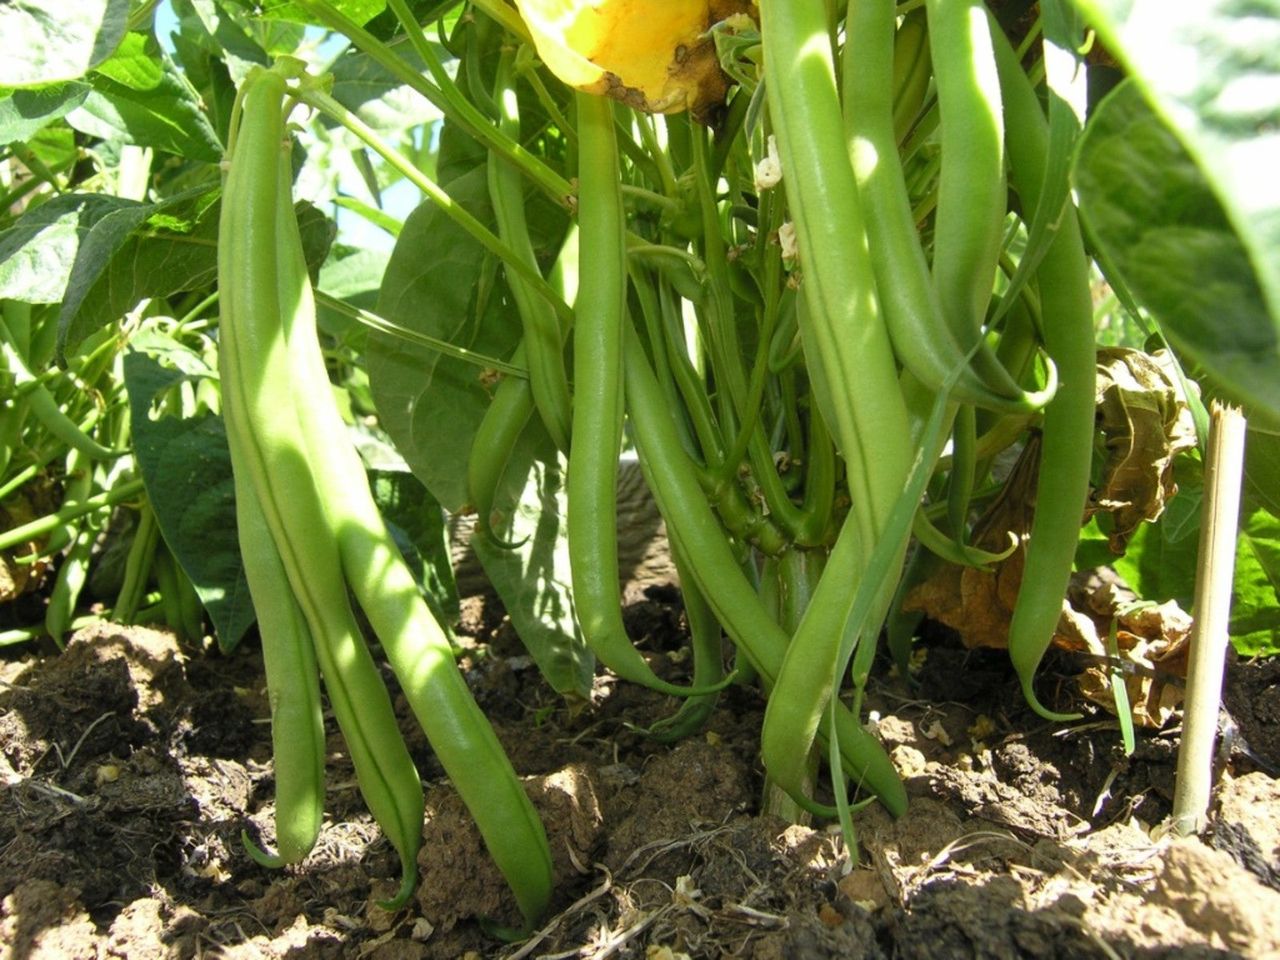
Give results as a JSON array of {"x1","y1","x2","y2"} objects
[
  {"x1": 0, "y1": 478, "x2": 146, "y2": 552},
  {"x1": 298, "y1": 0, "x2": 570, "y2": 202},
  {"x1": 313, "y1": 291, "x2": 526, "y2": 376},
  {"x1": 298, "y1": 85, "x2": 574, "y2": 330}
]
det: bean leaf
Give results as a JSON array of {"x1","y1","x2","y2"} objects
[
  {"x1": 1074, "y1": 80, "x2": 1280, "y2": 426},
  {"x1": 0, "y1": 0, "x2": 129, "y2": 87},
  {"x1": 123, "y1": 345, "x2": 254, "y2": 653}
]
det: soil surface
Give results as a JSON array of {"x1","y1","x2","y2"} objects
[{"x1": 2, "y1": 592, "x2": 1279, "y2": 960}]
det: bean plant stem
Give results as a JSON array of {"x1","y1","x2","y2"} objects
[
  {"x1": 295, "y1": 0, "x2": 571, "y2": 203},
  {"x1": 0, "y1": 478, "x2": 146, "y2": 552},
  {"x1": 297, "y1": 86, "x2": 575, "y2": 330}
]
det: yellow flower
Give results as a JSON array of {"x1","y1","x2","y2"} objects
[{"x1": 513, "y1": 0, "x2": 754, "y2": 121}]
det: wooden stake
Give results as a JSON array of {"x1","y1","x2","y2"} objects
[{"x1": 1171, "y1": 400, "x2": 1247, "y2": 837}]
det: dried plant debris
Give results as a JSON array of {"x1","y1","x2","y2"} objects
[
  {"x1": 904, "y1": 435, "x2": 1041, "y2": 652},
  {"x1": 1091, "y1": 348, "x2": 1198, "y2": 552},
  {"x1": 906, "y1": 348, "x2": 1200, "y2": 723},
  {"x1": 1058, "y1": 590, "x2": 1192, "y2": 728}
]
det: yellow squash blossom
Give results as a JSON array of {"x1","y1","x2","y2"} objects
[{"x1": 513, "y1": 0, "x2": 754, "y2": 121}]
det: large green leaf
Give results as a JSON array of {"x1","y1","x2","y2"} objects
[
  {"x1": 369, "y1": 165, "x2": 587, "y2": 696},
  {"x1": 1068, "y1": 0, "x2": 1280, "y2": 354},
  {"x1": 474, "y1": 452, "x2": 594, "y2": 701},
  {"x1": 0, "y1": 193, "x2": 133, "y2": 303},
  {"x1": 0, "y1": 84, "x2": 91, "y2": 142},
  {"x1": 57, "y1": 195, "x2": 334, "y2": 360},
  {"x1": 123, "y1": 346, "x2": 255, "y2": 653},
  {"x1": 65, "y1": 37, "x2": 223, "y2": 162},
  {"x1": 1246, "y1": 428, "x2": 1280, "y2": 518},
  {"x1": 0, "y1": 0, "x2": 129, "y2": 87},
  {"x1": 1074, "y1": 80, "x2": 1280, "y2": 424},
  {"x1": 368, "y1": 167, "x2": 508, "y2": 512}
]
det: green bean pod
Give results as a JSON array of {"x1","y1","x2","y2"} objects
[
  {"x1": 219, "y1": 66, "x2": 425, "y2": 907},
  {"x1": 845, "y1": 0, "x2": 1052, "y2": 414},
  {"x1": 992, "y1": 25, "x2": 1094, "y2": 722},
  {"x1": 569, "y1": 92, "x2": 727, "y2": 699},
  {"x1": 468, "y1": 224, "x2": 579, "y2": 550},
  {"x1": 45, "y1": 518, "x2": 97, "y2": 646},
  {"x1": 269, "y1": 98, "x2": 553, "y2": 927},
  {"x1": 759, "y1": 0, "x2": 910, "y2": 534},
  {"x1": 174, "y1": 557, "x2": 206, "y2": 642},
  {"x1": 758, "y1": 0, "x2": 914, "y2": 812},
  {"x1": 759, "y1": 511, "x2": 904, "y2": 807},
  {"x1": 467, "y1": 344, "x2": 536, "y2": 550},
  {"x1": 632, "y1": 536, "x2": 725, "y2": 744},
  {"x1": 891, "y1": 9, "x2": 933, "y2": 146},
  {"x1": 925, "y1": 0, "x2": 1007, "y2": 348},
  {"x1": 41, "y1": 446, "x2": 93, "y2": 557},
  {"x1": 231, "y1": 467, "x2": 326, "y2": 869},
  {"x1": 488, "y1": 52, "x2": 572, "y2": 454},
  {"x1": 154, "y1": 543, "x2": 186, "y2": 638},
  {"x1": 624, "y1": 320, "x2": 906, "y2": 816},
  {"x1": 113, "y1": 503, "x2": 160, "y2": 623}
]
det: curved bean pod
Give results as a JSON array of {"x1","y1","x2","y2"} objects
[
  {"x1": 231, "y1": 467, "x2": 325, "y2": 869},
  {"x1": 488, "y1": 52, "x2": 572, "y2": 454},
  {"x1": 270, "y1": 95, "x2": 553, "y2": 927},
  {"x1": 992, "y1": 25, "x2": 1093, "y2": 722},
  {"x1": 219, "y1": 67, "x2": 424, "y2": 907},
  {"x1": 624, "y1": 319, "x2": 906, "y2": 816},
  {"x1": 569, "y1": 92, "x2": 729, "y2": 699},
  {"x1": 845, "y1": 0, "x2": 1053, "y2": 413}
]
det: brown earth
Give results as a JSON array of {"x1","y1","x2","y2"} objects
[{"x1": 1, "y1": 595, "x2": 1278, "y2": 960}]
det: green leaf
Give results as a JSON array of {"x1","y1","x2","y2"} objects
[
  {"x1": 24, "y1": 124, "x2": 79, "y2": 176},
  {"x1": 1067, "y1": 0, "x2": 1280, "y2": 359},
  {"x1": 368, "y1": 167, "x2": 513, "y2": 512},
  {"x1": 474, "y1": 452, "x2": 594, "y2": 701},
  {"x1": 1232, "y1": 507, "x2": 1280, "y2": 656},
  {"x1": 122, "y1": 346, "x2": 255, "y2": 653},
  {"x1": 370, "y1": 468, "x2": 459, "y2": 624},
  {"x1": 1074, "y1": 80, "x2": 1280, "y2": 424},
  {"x1": 1112, "y1": 462, "x2": 1201, "y2": 610},
  {"x1": 93, "y1": 32, "x2": 164, "y2": 90},
  {"x1": 252, "y1": 0, "x2": 386, "y2": 27},
  {"x1": 1110, "y1": 452, "x2": 1280, "y2": 656},
  {"x1": 66, "y1": 45, "x2": 223, "y2": 162},
  {"x1": 0, "y1": 192, "x2": 134, "y2": 303},
  {"x1": 58, "y1": 194, "x2": 334, "y2": 360},
  {"x1": 170, "y1": 0, "x2": 271, "y2": 87},
  {"x1": 0, "y1": 0, "x2": 130, "y2": 88},
  {"x1": 1245, "y1": 428, "x2": 1280, "y2": 518},
  {"x1": 0, "y1": 84, "x2": 91, "y2": 142},
  {"x1": 316, "y1": 244, "x2": 389, "y2": 340}
]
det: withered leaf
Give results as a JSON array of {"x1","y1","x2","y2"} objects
[{"x1": 1092, "y1": 348, "x2": 1197, "y2": 552}]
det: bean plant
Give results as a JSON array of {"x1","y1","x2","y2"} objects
[{"x1": 2, "y1": 0, "x2": 1278, "y2": 936}]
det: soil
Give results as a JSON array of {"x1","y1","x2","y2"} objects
[{"x1": 2, "y1": 593, "x2": 1279, "y2": 960}]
